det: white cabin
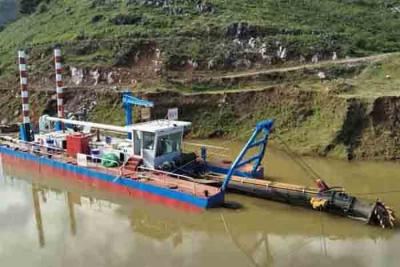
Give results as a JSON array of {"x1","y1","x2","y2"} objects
[
  {"x1": 43, "y1": 116, "x2": 191, "y2": 169},
  {"x1": 126, "y1": 120, "x2": 191, "y2": 168}
]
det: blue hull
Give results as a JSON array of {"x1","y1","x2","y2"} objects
[{"x1": 0, "y1": 145, "x2": 224, "y2": 209}]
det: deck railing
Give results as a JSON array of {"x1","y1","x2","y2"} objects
[
  {"x1": 0, "y1": 136, "x2": 122, "y2": 176},
  {"x1": 137, "y1": 166, "x2": 217, "y2": 196},
  {"x1": 0, "y1": 136, "x2": 215, "y2": 196}
]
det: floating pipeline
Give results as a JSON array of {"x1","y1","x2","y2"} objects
[
  {"x1": 223, "y1": 177, "x2": 397, "y2": 229},
  {"x1": 190, "y1": 119, "x2": 397, "y2": 229}
]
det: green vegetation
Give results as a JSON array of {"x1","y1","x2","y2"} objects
[
  {"x1": 1, "y1": 0, "x2": 400, "y2": 78},
  {"x1": 295, "y1": 54, "x2": 400, "y2": 98},
  {"x1": 350, "y1": 56, "x2": 400, "y2": 97},
  {"x1": 88, "y1": 98, "x2": 125, "y2": 125},
  {"x1": 1, "y1": 0, "x2": 400, "y2": 160},
  {"x1": 19, "y1": 0, "x2": 49, "y2": 14}
]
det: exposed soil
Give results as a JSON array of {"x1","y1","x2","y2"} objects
[
  {"x1": 1, "y1": 85, "x2": 397, "y2": 160},
  {"x1": 0, "y1": 53, "x2": 399, "y2": 161}
]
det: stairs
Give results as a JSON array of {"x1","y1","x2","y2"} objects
[{"x1": 121, "y1": 157, "x2": 142, "y2": 177}]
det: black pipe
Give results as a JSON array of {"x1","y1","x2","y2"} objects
[{"x1": 226, "y1": 181, "x2": 396, "y2": 229}]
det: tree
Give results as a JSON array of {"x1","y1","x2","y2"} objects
[{"x1": 19, "y1": 0, "x2": 40, "y2": 14}]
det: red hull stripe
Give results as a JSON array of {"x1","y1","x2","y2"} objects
[{"x1": 0, "y1": 149, "x2": 217, "y2": 212}]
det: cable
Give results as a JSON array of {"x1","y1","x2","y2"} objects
[
  {"x1": 352, "y1": 190, "x2": 400, "y2": 196},
  {"x1": 220, "y1": 213, "x2": 265, "y2": 267},
  {"x1": 274, "y1": 133, "x2": 321, "y2": 183},
  {"x1": 215, "y1": 128, "x2": 254, "y2": 148}
]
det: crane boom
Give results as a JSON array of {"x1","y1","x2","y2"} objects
[
  {"x1": 123, "y1": 91, "x2": 154, "y2": 126},
  {"x1": 45, "y1": 116, "x2": 130, "y2": 133},
  {"x1": 122, "y1": 91, "x2": 154, "y2": 139}
]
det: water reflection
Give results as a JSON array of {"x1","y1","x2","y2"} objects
[
  {"x1": 221, "y1": 213, "x2": 274, "y2": 267},
  {"x1": 32, "y1": 185, "x2": 45, "y2": 247},
  {"x1": 25, "y1": 181, "x2": 278, "y2": 266},
  {"x1": 0, "y1": 152, "x2": 399, "y2": 267},
  {"x1": 67, "y1": 192, "x2": 78, "y2": 236}
]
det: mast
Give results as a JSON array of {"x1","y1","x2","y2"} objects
[
  {"x1": 54, "y1": 48, "x2": 65, "y2": 131},
  {"x1": 18, "y1": 50, "x2": 33, "y2": 141}
]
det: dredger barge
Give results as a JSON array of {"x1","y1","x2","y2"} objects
[{"x1": 0, "y1": 49, "x2": 396, "y2": 229}]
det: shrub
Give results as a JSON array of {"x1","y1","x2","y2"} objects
[
  {"x1": 37, "y1": 3, "x2": 49, "y2": 13},
  {"x1": 110, "y1": 14, "x2": 144, "y2": 25},
  {"x1": 20, "y1": 0, "x2": 52, "y2": 14}
]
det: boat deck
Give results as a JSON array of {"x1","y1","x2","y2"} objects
[{"x1": 1, "y1": 139, "x2": 220, "y2": 199}]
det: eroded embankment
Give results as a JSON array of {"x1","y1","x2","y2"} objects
[{"x1": 0, "y1": 87, "x2": 398, "y2": 160}]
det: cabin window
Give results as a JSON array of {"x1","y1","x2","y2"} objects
[
  {"x1": 142, "y1": 132, "x2": 155, "y2": 150},
  {"x1": 156, "y1": 132, "x2": 182, "y2": 156}
]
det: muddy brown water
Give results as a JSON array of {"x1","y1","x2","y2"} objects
[{"x1": 0, "y1": 141, "x2": 399, "y2": 267}]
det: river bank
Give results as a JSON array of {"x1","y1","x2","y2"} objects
[
  {"x1": 1, "y1": 51, "x2": 400, "y2": 161},
  {"x1": 1, "y1": 84, "x2": 398, "y2": 161}
]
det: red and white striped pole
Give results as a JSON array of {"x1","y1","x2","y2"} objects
[
  {"x1": 18, "y1": 50, "x2": 32, "y2": 141},
  {"x1": 54, "y1": 48, "x2": 64, "y2": 130}
]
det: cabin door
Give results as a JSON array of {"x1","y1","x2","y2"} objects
[{"x1": 133, "y1": 131, "x2": 141, "y2": 157}]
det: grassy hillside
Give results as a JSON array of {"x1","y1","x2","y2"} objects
[
  {"x1": 1, "y1": 0, "x2": 399, "y2": 160},
  {"x1": 1, "y1": 0, "x2": 400, "y2": 78},
  {"x1": 293, "y1": 54, "x2": 400, "y2": 98}
]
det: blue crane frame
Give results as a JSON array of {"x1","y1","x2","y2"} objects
[
  {"x1": 221, "y1": 119, "x2": 274, "y2": 191},
  {"x1": 122, "y1": 91, "x2": 154, "y2": 139}
]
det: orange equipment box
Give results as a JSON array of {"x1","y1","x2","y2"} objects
[{"x1": 66, "y1": 133, "x2": 90, "y2": 158}]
